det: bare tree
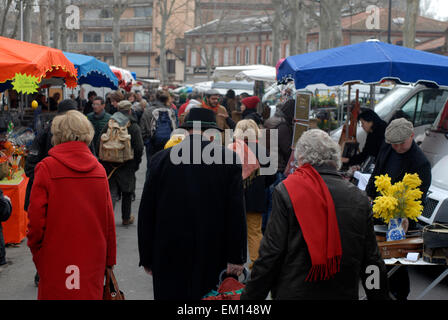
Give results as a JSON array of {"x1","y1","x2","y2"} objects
[
  {"x1": 23, "y1": 0, "x2": 33, "y2": 42},
  {"x1": 318, "y1": 0, "x2": 344, "y2": 50},
  {"x1": 155, "y1": 0, "x2": 193, "y2": 84},
  {"x1": 0, "y1": 0, "x2": 13, "y2": 37},
  {"x1": 112, "y1": 0, "x2": 128, "y2": 67},
  {"x1": 270, "y1": 0, "x2": 282, "y2": 65},
  {"x1": 404, "y1": 0, "x2": 420, "y2": 48},
  {"x1": 53, "y1": 0, "x2": 61, "y2": 48},
  {"x1": 193, "y1": 1, "x2": 229, "y2": 80},
  {"x1": 39, "y1": 0, "x2": 50, "y2": 46}
]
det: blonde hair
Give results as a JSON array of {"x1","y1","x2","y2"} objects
[
  {"x1": 51, "y1": 110, "x2": 94, "y2": 146},
  {"x1": 234, "y1": 119, "x2": 260, "y2": 141}
]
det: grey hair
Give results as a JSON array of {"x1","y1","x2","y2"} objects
[{"x1": 294, "y1": 129, "x2": 342, "y2": 169}]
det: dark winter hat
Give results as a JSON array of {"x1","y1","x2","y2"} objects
[
  {"x1": 57, "y1": 99, "x2": 77, "y2": 114},
  {"x1": 241, "y1": 96, "x2": 260, "y2": 110},
  {"x1": 385, "y1": 118, "x2": 414, "y2": 144},
  {"x1": 226, "y1": 89, "x2": 236, "y2": 99},
  {"x1": 180, "y1": 108, "x2": 222, "y2": 131}
]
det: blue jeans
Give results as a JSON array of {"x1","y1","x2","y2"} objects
[{"x1": 262, "y1": 172, "x2": 286, "y2": 234}]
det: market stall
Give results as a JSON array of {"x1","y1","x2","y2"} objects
[
  {"x1": 110, "y1": 66, "x2": 137, "y2": 92},
  {"x1": 0, "y1": 37, "x2": 78, "y2": 244},
  {"x1": 63, "y1": 51, "x2": 119, "y2": 89}
]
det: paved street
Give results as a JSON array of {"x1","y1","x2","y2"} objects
[{"x1": 1, "y1": 152, "x2": 448, "y2": 300}]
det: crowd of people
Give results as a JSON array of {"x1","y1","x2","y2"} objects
[{"x1": 0, "y1": 85, "x2": 432, "y2": 301}]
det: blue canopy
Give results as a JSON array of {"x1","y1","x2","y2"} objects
[
  {"x1": 278, "y1": 40, "x2": 448, "y2": 89},
  {"x1": 63, "y1": 52, "x2": 119, "y2": 89}
]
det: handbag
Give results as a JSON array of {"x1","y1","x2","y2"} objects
[
  {"x1": 103, "y1": 268, "x2": 125, "y2": 300},
  {"x1": 202, "y1": 269, "x2": 248, "y2": 300}
]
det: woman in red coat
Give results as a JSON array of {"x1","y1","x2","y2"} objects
[{"x1": 27, "y1": 110, "x2": 117, "y2": 300}]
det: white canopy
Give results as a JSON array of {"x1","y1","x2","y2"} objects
[
  {"x1": 235, "y1": 66, "x2": 276, "y2": 82},
  {"x1": 212, "y1": 65, "x2": 274, "y2": 82}
]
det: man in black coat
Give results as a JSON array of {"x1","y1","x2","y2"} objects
[
  {"x1": 138, "y1": 108, "x2": 247, "y2": 300},
  {"x1": 365, "y1": 118, "x2": 432, "y2": 301}
]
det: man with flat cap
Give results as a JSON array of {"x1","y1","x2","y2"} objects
[
  {"x1": 138, "y1": 108, "x2": 247, "y2": 300},
  {"x1": 365, "y1": 117, "x2": 432, "y2": 300}
]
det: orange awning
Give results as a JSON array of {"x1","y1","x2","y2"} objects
[{"x1": 0, "y1": 36, "x2": 78, "y2": 89}]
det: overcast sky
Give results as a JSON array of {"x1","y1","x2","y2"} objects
[{"x1": 423, "y1": 0, "x2": 448, "y2": 21}]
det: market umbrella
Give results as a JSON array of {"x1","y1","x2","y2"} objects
[
  {"x1": 63, "y1": 52, "x2": 118, "y2": 89},
  {"x1": 278, "y1": 39, "x2": 448, "y2": 89},
  {"x1": 0, "y1": 36, "x2": 77, "y2": 93},
  {"x1": 110, "y1": 66, "x2": 136, "y2": 91}
]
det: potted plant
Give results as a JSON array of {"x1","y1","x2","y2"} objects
[{"x1": 372, "y1": 173, "x2": 424, "y2": 241}]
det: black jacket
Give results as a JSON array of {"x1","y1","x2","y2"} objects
[
  {"x1": 365, "y1": 141, "x2": 432, "y2": 202},
  {"x1": 349, "y1": 120, "x2": 387, "y2": 166},
  {"x1": 0, "y1": 189, "x2": 12, "y2": 226},
  {"x1": 263, "y1": 115, "x2": 293, "y2": 174},
  {"x1": 240, "y1": 165, "x2": 389, "y2": 300},
  {"x1": 138, "y1": 134, "x2": 247, "y2": 300},
  {"x1": 0, "y1": 189, "x2": 12, "y2": 264},
  {"x1": 242, "y1": 109, "x2": 264, "y2": 126},
  {"x1": 244, "y1": 142, "x2": 276, "y2": 213},
  {"x1": 97, "y1": 111, "x2": 144, "y2": 193}
]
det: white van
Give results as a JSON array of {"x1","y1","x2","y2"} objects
[{"x1": 331, "y1": 84, "x2": 448, "y2": 155}]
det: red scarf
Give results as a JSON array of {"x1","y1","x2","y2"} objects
[
  {"x1": 202, "y1": 100, "x2": 219, "y2": 113},
  {"x1": 282, "y1": 163, "x2": 342, "y2": 281}
]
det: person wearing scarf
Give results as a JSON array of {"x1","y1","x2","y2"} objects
[
  {"x1": 202, "y1": 89, "x2": 236, "y2": 130},
  {"x1": 227, "y1": 120, "x2": 274, "y2": 270},
  {"x1": 241, "y1": 129, "x2": 389, "y2": 300}
]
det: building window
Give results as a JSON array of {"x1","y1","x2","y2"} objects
[
  {"x1": 128, "y1": 55, "x2": 149, "y2": 66},
  {"x1": 265, "y1": 46, "x2": 271, "y2": 65},
  {"x1": 191, "y1": 48, "x2": 197, "y2": 67},
  {"x1": 84, "y1": 9, "x2": 101, "y2": 19},
  {"x1": 83, "y1": 32, "x2": 101, "y2": 43},
  {"x1": 200, "y1": 48, "x2": 206, "y2": 66},
  {"x1": 256, "y1": 46, "x2": 262, "y2": 64},
  {"x1": 245, "y1": 47, "x2": 250, "y2": 65},
  {"x1": 68, "y1": 31, "x2": 78, "y2": 43},
  {"x1": 235, "y1": 47, "x2": 241, "y2": 65},
  {"x1": 167, "y1": 59, "x2": 176, "y2": 74},
  {"x1": 104, "y1": 32, "x2": 112, "y2": 43},
  {"x1": 135, "y1": 31, "x2": 151, "y2": 51},
  {"x1": 214, "y1": 48, "x2": 219, "y2": 66},
  {"x1": 100, "y1": 8, "x2": 112, "y2": 18},
  {"x1": 104, "y1": 56, "x2": 114, "y2": 65},
  {"x1": 134, "y1": 6, "x2": 153, "y2": 18},
  {"x1": 223, "y1": 48, "x2": 229, "y2": 66}
]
